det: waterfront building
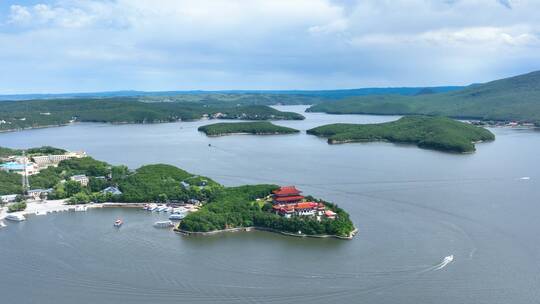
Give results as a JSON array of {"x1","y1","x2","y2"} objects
[
  {"x1": 272, "y1": 201, "x2": 326, "y2": 218},
  {"x1": 271, "y1": 186, "x2": 334, "y2": 219},
  {"x1": 70, "y1": 174, "x2": 89, "y2": 186},
  {"x1": 27, "y1": 189, "x2": 53, "y2": 200},
  {"x1": 1, "y1": 194, "x2": 18, "y2": 203}
]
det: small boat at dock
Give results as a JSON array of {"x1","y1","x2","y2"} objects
[
  {"x1": 74, "y1": 206, "x2": 88, "y2": 212},
  {"x1": 5, "y1": 214, "x2": 26, "y2": 222},
  {"x1": 114, "y1": 219, "x2": 123, "y2": 227},
  {"x1": 169, "y1": 213, "x2": 186, "y2": 221},
  {"x1": 0, "y1": 221, "x2": 7, "y2": 228},
  {"x1": 156, "y1": 205, "x2": 168, "y2": 212},
  {"x1": 154, "y1": 220, "x2": 174, "y2": 228}
]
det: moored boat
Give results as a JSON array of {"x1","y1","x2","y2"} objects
[
  {"x1": 169, "y1": 213, "x2": 186, "y2": 221},
  {"x1": 5, "y1": 213, "x2": 26, "y2": 222},
  {"x1": 0, "y1": 221, "x2": 7, "y2": 228},
  {"x1": 156, "y1": 205, "x2": 168, "y2": 212},
  {"x1": 74, "y1": 206, "x2": 88, "y2": 212},
  {"x1": 154, "y1": 220, "x2": 174, "y2": 228}
]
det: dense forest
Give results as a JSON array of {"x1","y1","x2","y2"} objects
[
  {"x1": 308, "y1": 70, "x2": 540, "y2": 125},
  {"x1": 0, "y1": 98, "x2": 304, "y2": 132},
  {"x1": 307, "y1": 116, "x2": 495, "y2": 153},
  {"x1": 198, "y1": 122, "x2": 299, "y2": 136},
  {"x1": 178, "y1": 185, "x2": 356, "y2": 237}
]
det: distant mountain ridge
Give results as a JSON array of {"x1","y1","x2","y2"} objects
[
  {"x1": 0, "y1": 86, "x2": 463, "y2": 101},
  {"x1": 308, "y1": 70, "x2": 540, "y2": 124}
]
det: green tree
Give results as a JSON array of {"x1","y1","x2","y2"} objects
[
  {"x1": 65, "y1": 180, "x2": 83, "y2": 197},
  {"x1": 8, "y1": 201, "x2": 27, "y2": 213}
]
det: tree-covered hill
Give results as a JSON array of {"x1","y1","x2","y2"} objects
[
  {"x1": 198, "y1": 121, "x2": 299, "y2": 136},
  {"x1": 307, "y1": 116, "x2": 495, "y2": 153},
  {"x1": 308, "y1": 70, "x2": 540, "y2": 125},
  {"x1": 118, "y1": 164, "x2": 221, "y2": 203},
  {"x1": 0, "y1": 98, "x2": 304, "y2": 132},
  {"x1": 178, "y1": 185, "x2": 356, "y2": 238}
]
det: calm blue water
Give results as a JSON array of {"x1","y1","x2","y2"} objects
[{"x1": 1, "y1": 106, "x2": 539, "y2": 304}]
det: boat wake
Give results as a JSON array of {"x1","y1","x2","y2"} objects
[
  {"x1": 434, "y1": 255, "x2": 454, "y2": 270},
  {"x1": 418, "y1": 255, "x2": 454, "y2": 273}
]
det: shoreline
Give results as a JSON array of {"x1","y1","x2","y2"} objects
[
  {"x1": 204, "y1": 131, "x2": 299, "y2": 137},
  {"x1": 0, "y1": 201, "x2": 358, "y2": 241},
  {"x1": 0, "y1": 200, "x2": 148, "y2": 222},
  {"x1": 174, "y1": 226, "x2": 358, "y2": 240}
]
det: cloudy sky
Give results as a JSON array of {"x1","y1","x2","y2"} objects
[{"x1": 0, "y1": 0, "x2": 539, "y2": 93}]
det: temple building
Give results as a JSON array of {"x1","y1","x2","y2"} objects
[
  {"x1": 272, "y1": 186, "x2": 304, "y2": 205},
  {"x1": 271, "y1": 186, "x2": 332, "y2": 219}
]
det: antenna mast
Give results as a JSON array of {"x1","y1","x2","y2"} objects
[{"x1": 21, "y1": 150, "x2": 30, "y2": 194}]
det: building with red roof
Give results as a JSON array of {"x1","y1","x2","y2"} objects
[
  {"x1": 271, "y1": 186, "x2": 336, "y2": 220},
  {"x1": 272, "y1": 186, "x2": 304, "y2": 205}
]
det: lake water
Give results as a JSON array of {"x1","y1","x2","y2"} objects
[{"x1": 1, "y1": 105, "x2": 539, "y2": 304}]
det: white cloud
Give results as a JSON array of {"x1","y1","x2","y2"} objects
[
  {"x1": 8, "y1": 5, "x2": 32, "y2": 24},
  {"x1": 1, "y1": 0, "x2": 540, "y2": 93}
]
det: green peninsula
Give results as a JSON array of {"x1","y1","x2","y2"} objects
[
  {"x1": 0, "y1": 99, "x2": 304, "y2": 132},
  {"x1": 307, "y1": 116, "x2": 495, "y2": 153},
  {"x1": 307, "y1": 70, "x2": 540, "y2": 125},
  {"x1": 0, "y1": 146, "x2": 355, "y2": 239},
  {"x1": 198, "y1": 122, "x2": 299, "y2": 136}
]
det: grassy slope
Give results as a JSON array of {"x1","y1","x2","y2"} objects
[
  {"x1": 198, "y1": 122, "x2": 299, "y2": 136},
  {"x1": 307, "y1": 116, "x2": 495, "y2": 153},
  {"x1": 308, "y1": 71, "x2": 540, "y2": 124}
]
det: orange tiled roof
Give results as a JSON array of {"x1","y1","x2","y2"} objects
[{"x1": 273, "y1": 186, "x2": 301, "y2": 196}]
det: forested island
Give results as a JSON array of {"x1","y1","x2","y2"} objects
[
  {"x1": 198, "y1": 122, "x2": 299, "y2": 136},
  {"x1": 307, "y1": 70, "x2": 540, "y2": 125},
  {"x1": 0, "y1": 98, "x2": 304, "y2": 132},
  {"x1": 307, "y1": 116, "x2": 495, "y2": 153},
  {"x1": 0, "y1": 146, "x2": 355, "y2": 239}
]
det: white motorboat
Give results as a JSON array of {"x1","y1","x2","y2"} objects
[
  {"x1": 74, "y1": 206, "x2": 88, "y2": 212},
  {"x1": 156, "y1": 205, "x2": 168, "y2": 212},
  {"x1": 0, "y1": 221, "x2": 7, "y2": 228},
  {"x1": 154, "y1": 220, "x2": 174, "y2": 228},
  {"x1": 35, "y1": 210, "x2": 48, "y2": 216},
  {"x1": 114, "y1": 218, "x2": 123, "y2": 227},
  {"x1": 169, "y1": 213, "x2": 186, "y2": 221},
  {"x1": 5, "y1": 213, "x2": 26, "y2": 222},
  {"x1": 147, "y1": 204, "x2": 158, "y2": 211}
]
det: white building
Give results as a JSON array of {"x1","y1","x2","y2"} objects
[
  {"x1": 70, "y1": 175, "x2": 89, "y2": 186},
  {"x1": 1, "y1": 194, "x2": 18, "y2": 203},
  {"x1": 32, "y1": 151, "x2": 86, "y2": 168},
  {"x1": 27, "y1": 189, "x2": 52, "y2": 200}
]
